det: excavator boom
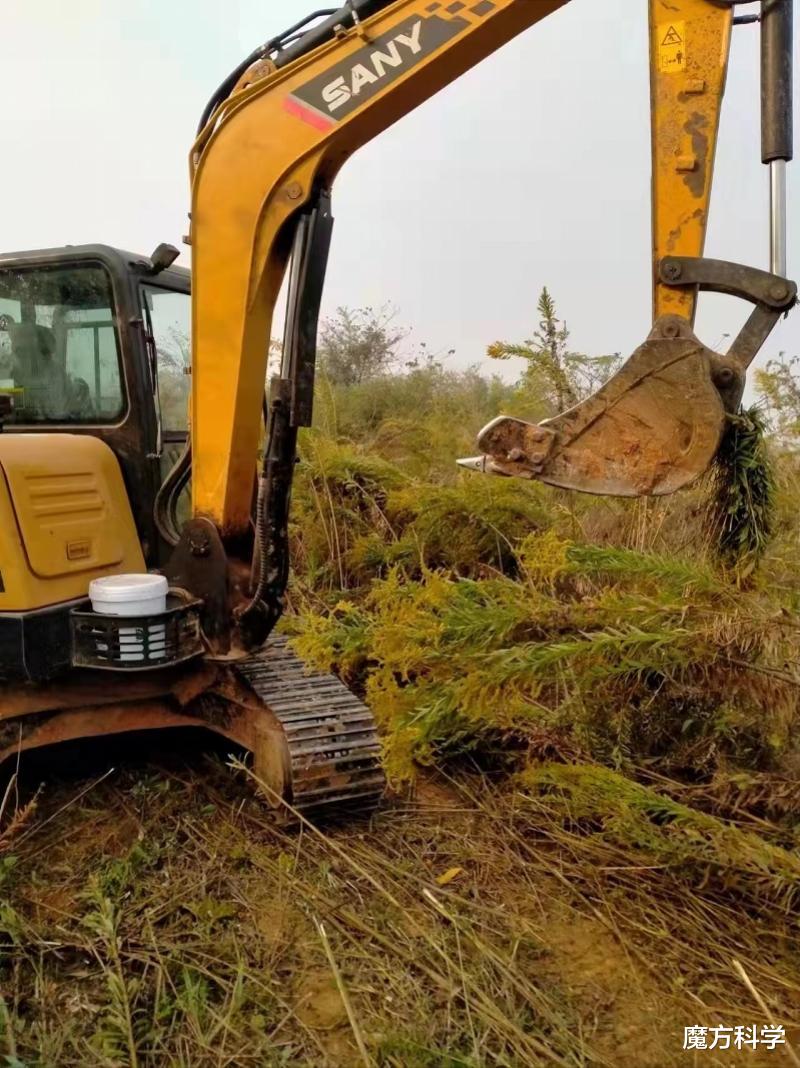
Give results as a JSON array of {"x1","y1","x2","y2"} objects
[{"x1": 187, "y1": 0, "x2": 569, "y2": 541}]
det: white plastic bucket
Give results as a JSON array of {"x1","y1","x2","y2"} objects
[
  {"x1": 88, "y1": 574, "x2": 169, "y2": 662},
  {"x1": 89, "y1": 574, "x2": 168, "y2": 616}
]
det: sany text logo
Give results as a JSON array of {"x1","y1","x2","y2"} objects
[
  {"x1": 321, "y1": 21, "x2": 423, "y2": 113},
  {"x1": 285, "y1": 14, "x2": 467, "y2": 129}
]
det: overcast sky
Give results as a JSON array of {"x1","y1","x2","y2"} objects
[{"x1": 2, "y1": 0, "x2": 798, "y2": 388}]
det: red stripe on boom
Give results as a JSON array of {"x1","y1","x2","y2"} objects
[{"x1": 283, "y1": 95, "x2": 335, "y2": 131}]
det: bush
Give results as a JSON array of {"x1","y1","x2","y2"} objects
[
  {"x1": 290, "y1": 533, "x2": 800, "y2": 784},
  {"x1": 290, "y1": 434, "x2": 555, "y2": 595},
  {"x1": 287, "y1": 300, "x2": 800, "y2": 819}
]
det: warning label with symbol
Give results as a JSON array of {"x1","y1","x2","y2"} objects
[{"x1": 658, "y1": 20, "x2": 686, "y2": 74}]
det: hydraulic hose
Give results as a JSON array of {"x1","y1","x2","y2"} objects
[
  {"x1": 196, "y1": 0, "x2": 397, "y2": 133},
  {"x1": 197, "y1": 8, "x2": 337, "y2": 133}
]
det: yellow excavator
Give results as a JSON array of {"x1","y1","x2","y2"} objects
[{"x1": 0, "y1": 0, "x2": 794, "y2": 818}]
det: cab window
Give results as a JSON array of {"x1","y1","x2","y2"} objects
[
  {"x1": 141, "y1": 284, "x2": 191, "y2": 435},
  {"x1": 0, "y1": 263, "x2": 124, "y2": 424}
]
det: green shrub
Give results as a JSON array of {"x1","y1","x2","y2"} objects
[{"x1": 291, "y1": 533, "x2": 799, "y2": 783}]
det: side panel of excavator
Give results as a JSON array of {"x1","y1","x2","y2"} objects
[{"x1": 0, "y1": 434, "x2": 144, "y2": 613}]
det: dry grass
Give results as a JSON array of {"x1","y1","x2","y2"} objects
[
  {"x1": 1, "y1": 748, "x2": 799, "y2": 1067},
  {"x1": 4, "y1": 356, "x2": 800, "y2": 1065}
]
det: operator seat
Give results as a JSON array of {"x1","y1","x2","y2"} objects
[{"x1": 9, "y1": 322, "x2": 69, "y2": 416}]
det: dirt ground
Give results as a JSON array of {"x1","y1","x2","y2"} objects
[{"x1": 0, "y1": 733, "x2": 798, "y2": 1067}]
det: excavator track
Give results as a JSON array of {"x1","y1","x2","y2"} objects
[{"x1": 234, "y1": 635, "x2": 385, "y2": 819}]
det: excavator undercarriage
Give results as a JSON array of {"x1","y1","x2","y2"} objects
[{"x1": 0, "y1": 637, "x2": 384, "y2": 820}]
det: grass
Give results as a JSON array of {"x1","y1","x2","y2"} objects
[
  {"x1": 289, "y1": 530, "x2": 800, "y2": 784},
  {"x1": 706, "y1": 407, "x2": 776, "y2": 582},
  {"x1": 4, "y1": 356, "x2": 800, "y2": 1064},
  {"x1": 2, "y1": 751, "x2": 800, "y2": 1067},
  {"x1": 289, "y1": 435, "x2": 552, "y2": 596}
]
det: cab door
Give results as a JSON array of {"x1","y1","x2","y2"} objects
[{"x1": 139, "y1": 276, "x2": 192, "y2": 557}]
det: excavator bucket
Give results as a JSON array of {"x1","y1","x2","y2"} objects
[{"x1": 459, "y1": 316, "x2": 734, "y2": 498}]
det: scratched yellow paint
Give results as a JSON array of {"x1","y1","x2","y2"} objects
[
  {"x1": 658, "y1": 20, "x2": 686, "y2": 74},
  {"x1": 651, "y1": 1, "x2": 733, "y2": 322}
]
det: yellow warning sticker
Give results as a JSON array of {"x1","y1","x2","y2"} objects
[{"x1": 659, "y1": 21, "x2": 686, "y2": 75}]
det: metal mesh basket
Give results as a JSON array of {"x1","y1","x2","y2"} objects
[{"x1": 71, "y1": 594, "x2": 203, "y2": 671}]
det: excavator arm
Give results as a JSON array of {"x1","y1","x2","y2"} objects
[
  {"x1": 464, "y1": 0, "x2": 796, "y2": 492},
  {"x1": 651, "y1": 0, "x2": 733, "y2": 324},
  {"x1": 171, "y1": 0, "x2": 794, "y2": 654},
  {"x1": 187, "y1": 0, "x2": 570, "y2": 540}
]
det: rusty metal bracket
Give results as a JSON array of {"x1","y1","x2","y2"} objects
[
  {"x1": 659, "y1": 256, "x2": 796, "y2": 307},
  {"x1": 659, "y1": 255, "x2": 796, "y2": 371},
  {"x1": 164, "y1": 517, "x2": 232, "y2": 655}
]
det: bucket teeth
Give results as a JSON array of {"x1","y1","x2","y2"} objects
[
  {"x1": 457, "y1": 455, "x2": 488, "y2": 473},
  {"x1": 466, "y1": 316, "x2": 729, "y2": 498}
]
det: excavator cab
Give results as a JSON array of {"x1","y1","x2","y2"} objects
[
  {"x1": 0, "y1": 244, "x2": 193, "y2": 682},
  {"x1": 0, "y1": 244, "x2": 190, "y2": 565}
]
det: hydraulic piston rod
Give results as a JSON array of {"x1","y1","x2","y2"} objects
[
  {"x1": 762, "y1": 0, "x2": 794, "y2": 276},
  {"x1": 770, "y1": 158, "x2": 788, "y2": 276}
]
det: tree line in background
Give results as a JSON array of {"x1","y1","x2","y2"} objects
[
  {"x1": 316, "y1": 286, "x2": 625, "y2": 416},
  {"x1": 314, "y1": 286, "x2": 797, "y2": 442}
]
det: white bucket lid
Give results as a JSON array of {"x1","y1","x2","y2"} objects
[{"x1": 89, "y1": 573, "x2": 168, "y2": 603}]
